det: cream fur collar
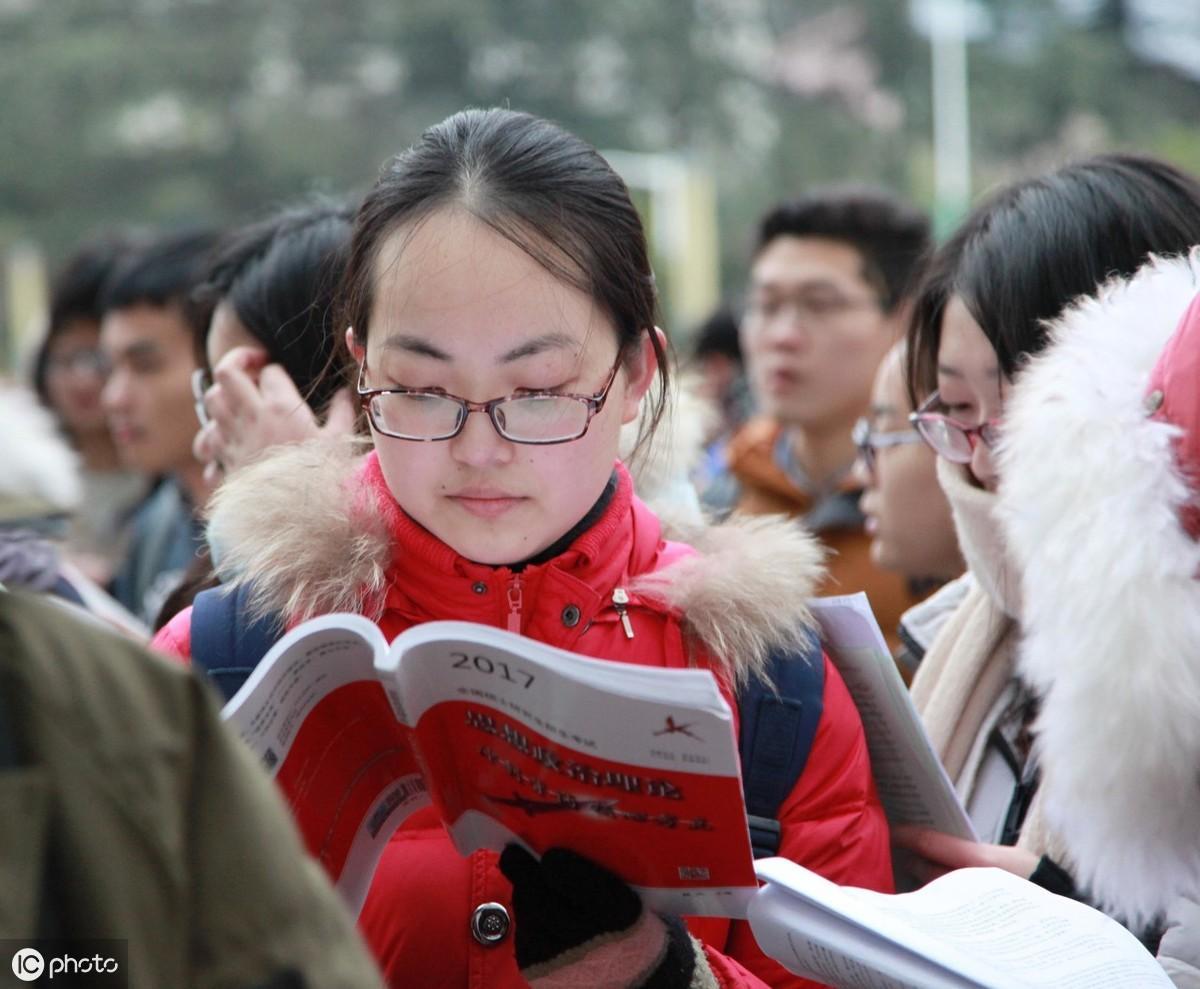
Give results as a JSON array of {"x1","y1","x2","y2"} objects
[
  {"x1": 998, "y1": 251, "x2": 1200, "y2": 926},
  {"x1": 207, "y1": 439, "x2": 825, "y2": 686}
]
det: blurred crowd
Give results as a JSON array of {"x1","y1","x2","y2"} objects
[{"x1": 4, "y1": 106, "x2": 1200, "y2": 988}]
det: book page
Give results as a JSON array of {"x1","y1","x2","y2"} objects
[
  {"x1": 380, "y1": 621, "x2": 757, "y2": 918},
  {"x1": 222, "y1": 613, "x2": 429, "y2": 914},
  {"x1": 751, "y1": 858, "x2": 1172, "y2": 989},
  {"x1": 810, "y1": 594, "x2": 976, "y2": 841}
]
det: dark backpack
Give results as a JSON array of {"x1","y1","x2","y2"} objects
[{"x1": 191, "y1": 586, "x2": 825, "y2": 859}]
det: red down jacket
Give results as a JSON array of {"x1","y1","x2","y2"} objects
[{"x1": 155, "y1": 450, "x2": 892, "y2": 988}]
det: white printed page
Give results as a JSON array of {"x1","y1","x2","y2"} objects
[
  {"x1": 809, "y1": 594, "x2": 977, "y2": 840},
  {"x1": 859, "y1": 868, "x2": 1172, "y2": 988},
  {"x1": 750, "y1": 858, "x2": 1172, "y2": 989},
  {"x1": 750, "y1": 884, "x2": 983, "y2": 989}
]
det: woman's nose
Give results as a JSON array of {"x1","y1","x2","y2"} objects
[{"x1": 448, "y1": 408, "x2": 515, "y2": 467}]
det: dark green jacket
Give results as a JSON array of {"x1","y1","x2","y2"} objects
[{"x1": 0, "y1": 589, "x2": 383, "y2": 989}]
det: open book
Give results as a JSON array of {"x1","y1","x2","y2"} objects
[
  {"x1": 811, "y1": 594, "x2": 977, "y2": 891},
  {"x1": 749, "y1": 857, "x2": 1171, "y2": 988},
  {"x1": 221, "y1": 614, "x2": 757, "y2": 918}
]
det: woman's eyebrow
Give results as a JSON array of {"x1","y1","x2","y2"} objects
[
  {"x1": 498, "y1": 332, "x2": 580, "y2": 364},
  {"x1": 379, "y1": 334, "x2": 452, "y2": 361},
  {"x1": 377, "y1": 332, "x2": 580, "y2": 364},
  {"x1": 937, "y1": 361, "x2": 1001, "y2": 381}
]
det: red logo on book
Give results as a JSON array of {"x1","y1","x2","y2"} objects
[{"x1": 653, "y1": 716, "x2": 702, "y2": 741}]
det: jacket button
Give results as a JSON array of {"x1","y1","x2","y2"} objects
[
  {"x1": 561, "y1": 604, "x2": 581, "y2": 627},
  {"x1": 472, "y1": 581, "x2": 488, "y2": 595},
  {"x1": 1145, "y1": 388, "x2": 1165, "y2": 413},
  {"x1": 470, "y1": 902, "x2": 510, "y2": 946}
]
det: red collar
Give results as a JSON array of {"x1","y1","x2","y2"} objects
[{"x1": 354, "y1": 453, "x2": 657, "y2": 641}]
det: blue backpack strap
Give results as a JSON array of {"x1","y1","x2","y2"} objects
[
  {"x1": 739, "y1": 631, "x2": 826, "y2": 859},
  {"x1": 190, "y1": 583, "x2": 284, "y2": 702}
]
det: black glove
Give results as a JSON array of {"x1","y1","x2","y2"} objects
[{"x1": 498, "y1": 845, "x2": 705, "y2": 988}]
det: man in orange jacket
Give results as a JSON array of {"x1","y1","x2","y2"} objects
[{"x1": 710, "y1": 189, "x2": 930, "y2": 650}]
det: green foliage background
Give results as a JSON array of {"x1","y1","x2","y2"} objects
[{"x1": 3, "y1": 0, "x2": 1199, "y2": 333}]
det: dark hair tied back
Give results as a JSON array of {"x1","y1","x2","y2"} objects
[{"x1": 340, "y1": 108, "x2": 670, "y2": 436}]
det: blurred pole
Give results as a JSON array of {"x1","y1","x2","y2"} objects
[
  {"x1": 603, "y1": 150, "x2": 720, "y2": 342},
  {"x1": 2, "y1": 243, "x2": 47, "y2": 373},
  {"x1": 930, "y1": 0, "x2": 971, "y2": 238}
]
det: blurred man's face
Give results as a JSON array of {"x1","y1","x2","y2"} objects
[
  {"x1": 100, "y1": 303, "x2": 200, "y2": 476},
  {"x1": 741, "y1": 235, "x2": 894, "y2": 433}
]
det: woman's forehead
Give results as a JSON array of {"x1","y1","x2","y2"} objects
[
  {"x1": 938, "y1": 296, "x2": 999, "y2": 382},
  {"x1": 368, "y1": 211, "x2": 609, "y2": 358}
]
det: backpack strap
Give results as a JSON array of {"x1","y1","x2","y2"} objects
[
  {"x1": 738, "y1": 632, "x2": 826, "y2": 859},
  {"x1": 190, "y1": 583, "x2": 284, "y2": 702}
]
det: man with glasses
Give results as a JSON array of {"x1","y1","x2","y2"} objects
[
  {"x1": 99, "y1": 228, "x2": 219, "y2": 626},
  {"x1": 713, "y1": 188, "x2": 930, "y2": 649}
]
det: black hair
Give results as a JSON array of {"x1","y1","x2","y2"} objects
[
  {"x1": 907, "y1": 154, "x2": 1200, "y2": 401},
  {"x1": 690, "y1": 305, "x2": 742, "y2": 364},
  {"x1": 32, "y1": 234, "x2": 137, "y2": 406},
  {"x1": 97, "y1": 227, "x2": 221, "y2": 342},
  {"x1": 754, "y1": 187, "x2": 932, "y2": 312},
  {"x1": 194, "y1": 202, "x2": 353, "y2": 413},
  {"x1": 340, "y1": 108, "x2": 669, "y2": 434}
]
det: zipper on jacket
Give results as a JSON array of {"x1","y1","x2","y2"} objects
[
  {"x1": 612, "y1": 587, "x2": 634, "y2": 639},
  {"x1": 506, "y1": 574, "x2": 523, "y2": 634}
]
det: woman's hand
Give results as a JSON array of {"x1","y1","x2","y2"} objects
[
  {"x1": 892, "y1": 825, "x2": 1039, "y2": 885},
  {"x1": 193, "y1": 346, "x2": 357, "y2": 484},
  {"x1": 498, "y1": 845, "x2": 705, "y2": 989}
]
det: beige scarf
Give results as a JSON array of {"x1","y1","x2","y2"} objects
[{"x1": 910, "y1": 459, "x2": 1058, "y2": 858}]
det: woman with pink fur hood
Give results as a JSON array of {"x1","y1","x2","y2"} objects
[{"x1": 998, "y1": 249, "x2": 1200, "y2": 985}]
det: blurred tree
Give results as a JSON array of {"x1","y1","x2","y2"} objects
[{"x1": 2, "y1": 0, "x2": 1199, "y2": 341}]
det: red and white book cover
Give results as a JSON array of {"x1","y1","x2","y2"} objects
[{"x1": 223, "y1": 615, "x2": 758, "y2": 918}]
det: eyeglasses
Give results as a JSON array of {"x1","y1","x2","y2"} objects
[
  {"x1": 908, "y1": 392, "x2": 1002, "y2": 463},
  {"x1": 356, "y1": 354, "x2": 624, "y2": 444},
  {"x1": 852, "y1": 417, "x2": 925, "y2": 473},
  {"x1": 744, "y1": 290, "x2": 881, "y2": 328},
  {"x1": 191, "y1": 368, "x2": 213, "y2": 427},
  {"x1": 46, "y1": 349, "x2": 111, "y2": 377}
]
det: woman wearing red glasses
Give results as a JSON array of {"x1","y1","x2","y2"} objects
[{"x1": 891, "y1": 155, "x2": 1200, "y2": 933}]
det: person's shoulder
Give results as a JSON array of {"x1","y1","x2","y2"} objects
[
  {"x1": 725, "y1": 416, "x2": 783, "y2": 467},
  {"x1": 1, "y1": 589, "x2": 197, "y2": 740},
  {"x1": 152, "y1": 605, "x2": 194, "y2": 663}
]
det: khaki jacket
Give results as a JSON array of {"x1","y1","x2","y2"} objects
[{"x1": 0, "y1": 589, "x2": 383, "y2": 989}]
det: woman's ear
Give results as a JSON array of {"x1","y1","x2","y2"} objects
[
  {"x1": 345, "y1": 327, "x2": 365, "y2": 364},
  {"x1": 619, "y1": 328, "x2": 665, "y2": 425}
]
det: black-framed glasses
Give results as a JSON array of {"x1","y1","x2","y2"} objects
[
  {"x1": 851, "y1": 416, "x2": 924, "y2": 473},
  {"x1": 908, "y1": 391, "x2": 1002, "y2": 464},
  {"x1": 191, "y1": 368, "x2": 212, "y2": 427},
  {"x1": 356, "y1": 353, "x2": 624, "y2": 444}
]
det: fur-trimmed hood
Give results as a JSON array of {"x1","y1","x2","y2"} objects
[
  {"x1": 998, "y1": 250, "x2": 1200, "y2": 926},
  {"x1": 207, "y1": 440, "x2": 825, "y2": 687}
]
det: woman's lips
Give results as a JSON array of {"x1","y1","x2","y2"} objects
[{"x1": 447, "y1": 493, "x2": 527, "y2": 518}]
